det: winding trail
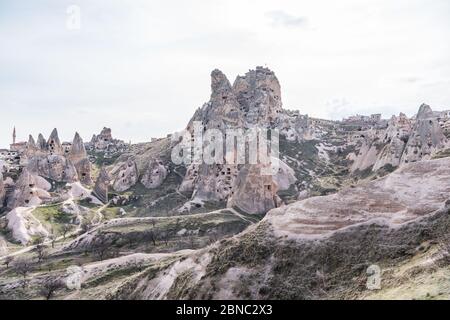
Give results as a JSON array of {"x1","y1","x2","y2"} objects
[{"x1": 0, "y1": 199, "x2": 110, "y2": 261}]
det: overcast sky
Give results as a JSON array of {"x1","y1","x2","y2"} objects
[{"x1": 1, "y1": 0, "x2": 449, "y2": 148}]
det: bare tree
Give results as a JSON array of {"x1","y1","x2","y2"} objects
[
  {"x1": 80, "y1": 221, "x2": 93, "y2": 234},
  {"x1": 12, "y1": 259, "x2": 33, "y2": 288},
  {"x1": 144, "y1": 229, "x2": 158, "y2": 246},
  {"x1": 208, "y1": 230, "x2": 219, "y2": 244},
  {"x1": 34, "y1": 243, "x2": 47, "y2": 264},
  {"x1": 126, "y1": 234, "x2": 135, "y2": 248},
  {"x1": 61, "y1": 224, "x2": 72, "y2": 241},
  {"x1": 49, "y1": 234, "x2": 57, "y2": 249},
  {"x1": 188, "y1": 234, "x2": 195, "y2": 248},
  {"x1": 92, "y1": 234, "x2": 110, "y2": 261},
  {"x1": 3, "y1": 256, "x2": 14, "y2": 269},
  {"x1": 161, "y1": 232, "x2": 170, "y2": 246},
  {"x1": 39, "y1": 278, "x2": 64, "y2": 300}
]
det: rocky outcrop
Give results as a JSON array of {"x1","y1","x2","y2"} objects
[
  {"x1": 68, "y1": 132, "x2": 92, "y2": 185},
  {"x1": 90, "y1": 127, "x2": 113, "y2": 150},
  {"x1": 24, "y1": 135, "x2": 38, "y2": 159},
  {"x1": 140, "y1": 159, "x2": 168, "y2": 189},
  {"x1": 372, "y1": 113, "x2": 411, "y2": 171},
  {"x1": 47, "y1": 128, "x2": 63, "y2": 155},
  {"x1": 27, "y1": 154, "x2": 78, "y2": 183},
  {"x1": 36, "y1": 133, "x2": 47, "y2": 151},
  {"x1": 188, "y1": 69, "x2": 244, "y2": 132},
  {"x1": 93, "y1": 167, "x2": 110, "y2": 204},
  {"x1": 6, "y1": 169, "x2": 51, "y2": 209},
  {"x1": 400, "y1": 104, "x2": 447, "y2": 164},
  {"x1": 233, "y1": 66, "x2": 283, "y2": 126},
  {"x1": 179, "y1": 67, "x2": 292, "y2": 210},
  {"x1": 227, "y1": 164, "x2": 282, "y2": 215},
  {"x1": 273, "y1": 159, "x2": 297, "y2": 191},
  {"x1": 87, "y1": 127, "x2": 127, "y2": 155},
  {"x1": 111, "y1": 158, "x2": 139, "y2": 192},
  {"x1": 0, "y1": 236, "x2": 7, "y2": 256},
  {"x1": 6, "y1": 207, "x2": 49, "y2": 244},
  {"x1": 190, "y1": 164, "x2": 239, "y2": 202},
  {"x1": 0, "y1": 173, "x2": 5, "y2": 208}
]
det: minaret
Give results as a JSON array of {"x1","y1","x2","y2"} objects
[{"x1": 12, "y1": 126, "x2": 16, "y2": 145}]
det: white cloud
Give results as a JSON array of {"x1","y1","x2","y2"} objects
[{"x1": 265, "y1": 10, "x2": 307, "y2": 28}]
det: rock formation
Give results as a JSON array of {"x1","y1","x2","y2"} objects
[
  {"x1": 87, "y1": 127, "x2": 127, "y2": 155},
  {"x1": 0, "y1": 172, "x2": 5, "y2": 208},
  {"x1": 93, "y1": 167, "x2": 111, "y2": 204},
  {"x1": 400, "y1": 104, "x2": 447, "y2": 164},
  {"x1": 6, "y1": 207, "x2": 49, "y2": 244},
  {"x1": 372, "y1": 113, "x2": 411, "y2": 171},
  {"x1": 140, "y1": 158, "x2": 168, "y2": 189},
  {"x1": 68, "y1": 132, "x2": 92, "y2": 185},
  {"x1": 178, "y1": 67, "x2": 295, "y2": 212},
  {"x1": 47, "y1": 128, "x2": 63, "y2": 155},
  {"x1": 197, "y1": 69, "x2": 244, "y2": 130},
  {"x1": 90, "y1": 127, "x2": 113, "y2": 150},
  {"x1": 0, "y1": 236, "x2": 7, "y2": 256},
  {"x1": 36, "y1": 133, "x2": 47, "y2": 151},
  {"x1": 227, "y1": 164, "x2": 282, "y2": 215},
  {"x1": 24, "y1": 135, "x2": 38, "y2": 159},
  {"x1": 27, "y1": 154, "x2": 78, "y2": 183},
  {"x1": 7, "y1": 169, "x2": 51, "y2": 209},
  {"x1": 111, "y1": 158, "x2": 139, "y2": 192},
  {"x1": 233, "y1": 66, "x2": 283, "y2": 126}
]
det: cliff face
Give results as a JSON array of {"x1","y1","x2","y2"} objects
[
  {"x1": 400, "y1": 104, "x2": 447, "y2": 164},
  {"x1": 6, "y1": 169, "x2": 51, "y2": 209},
  {"x1": 372, "y1": 113, "x2": 411, "y2": 171},
  {"x1": 233, "y1": 66, "x2": 283, "y2": 126},
  {"x1": 178, "y1": 67, "x2": 294, "y2": 214},
  {"x1": 68, "y1": 132, "x2": 92, "y2": 185}
]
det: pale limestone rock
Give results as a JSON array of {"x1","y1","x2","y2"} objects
[
  {"x1": 141, "y1": 159, "x2": 168, "y2": 189},
  {"x1": 192, "y1": 164, "x2": 238, "y2": 202},
  {"x1": 91, "y1": 127, "x2": 113, "y2": 150},
  {"x1": 272, "y1": 158, "x2": 297, "y2": 191},
  {"x1": 350, "y1": 141, "x2": 379, "y2": 172},
  {"x1": 47, "y1": 128, "x2": 63, "y2": 155},
  {"x1": 68, "y1": 132, "x2": 92, "y2": 185},
  {"x1": 0, "y1": 236, "x2": 7, "y2": 256},
  {"x1": 400, "y1": 104, "x2": 447, "y2": 164},
  {"x1": 0, "y1": 172, "x2": 5, "y2": 208},
  {"x1": 111, "y1": 158, "x2": 138, "y2": 192},
  {"x1": 93, "y1": 167, "x2": 110, "y2": 204},
  {"x1": 179, "y1": 67, "x2": 288, "y2": 208},
  {"x1": 233, "y1": 66, "x2": 283, "y2": 126},
  {"x1": 7, "y1": 169, "x2": 51, "y2": 209},
  {"x1": 179, "y1": 164, "x2": 199, "y2": 194},
  {"x1": 27, "y1": 154, "x2": 78, "y2": 183},
  {"x1": 6, "y1": 207, "x2": 49, "y2": 244},
  {"x1": 227, "y1": 164, "x2": 281, "y2": 215},
  {"x1": 37, "y1": 133, "x2": 47, "y2": 151},
  {"x1": 373, "y1": 113, "x2": 411, "y2": 171},
  {"x1": 267, "y1": 157, "x2": 450, "y2": 240},
  {"x1": 24, "y1": 135, "x2": 38, "y2": 158},
  {"x1": 188, "y1": 69, "x2": 244, "y2": 132}
]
